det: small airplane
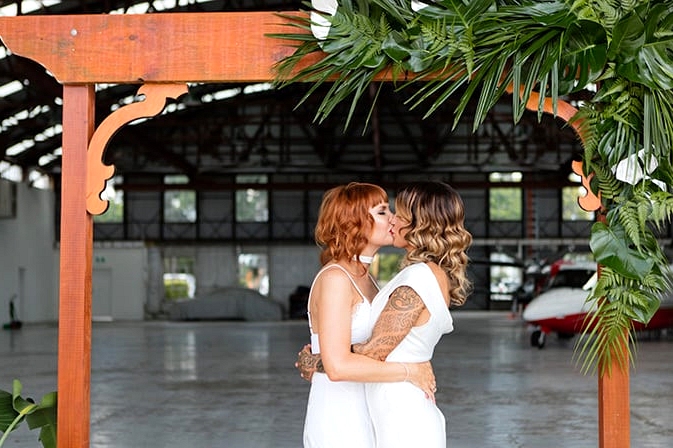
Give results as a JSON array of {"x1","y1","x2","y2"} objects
[{"x1": 521, "y1": 260, "x2": 673, "y2": 348}]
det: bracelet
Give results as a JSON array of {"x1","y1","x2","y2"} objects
[{"x1": 402, "y1": 363, "x2": 410, "y2": 382}]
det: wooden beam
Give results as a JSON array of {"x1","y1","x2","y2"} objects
[
  {"x1": 58, "y1": 84, "x2": 95, "y2": 448},
  {"x1": 0, "y1": 12, "x2": 310, "y2": 84}
]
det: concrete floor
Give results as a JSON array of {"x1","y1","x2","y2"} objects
[{"x1": 1, "y1": 311, "x2": 672, "y2": 448}]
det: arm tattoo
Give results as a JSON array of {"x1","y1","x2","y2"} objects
[{"x1": 352, "y1": 286, "x2": 424, "y2": 361}]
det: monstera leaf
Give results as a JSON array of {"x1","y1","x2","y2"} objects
[
  {"x1": 611, "y1": 4, "x2": 673, "y2": 90},
  {"x1": 590, "y1": 221, "x2": 654, "y2": 280}
]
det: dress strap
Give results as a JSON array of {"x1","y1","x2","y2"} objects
[{"x1": 306, "y1": 264, "x2": 375, "y2": 334}]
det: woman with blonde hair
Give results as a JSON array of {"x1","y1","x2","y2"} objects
[{"x1": 302, "y1": 182, "x2": 436, "y2": 448}]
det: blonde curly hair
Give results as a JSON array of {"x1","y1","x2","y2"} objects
[{"x1": 395, "y1": 181, "x2": 472, "y2": 306}]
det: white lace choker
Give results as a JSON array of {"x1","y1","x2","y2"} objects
[{"x1": 354, "y1": 254, "x2": 374, "y2": 264}]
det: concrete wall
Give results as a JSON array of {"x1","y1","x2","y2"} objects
[
  {"x1": 162, "y1": 243, "x2": 321, "y2": 314},
  {"x1": 268, "y1": 245, "x2": 321, "y2": 305},
  {"x1": 0, "y1": 182, "x2": 323, "y2": 323},
  {"x1": 90, "y1": 243, "x2": 322, "y2": 321},
  {"x1": 0, "y1": 183, "x2": 152, "y2": 323},
  {"x1": 0, "y1": 182, "x2": 605, "y2": 323},
  {"x1": 0, "y1": 184, "x2": 150, "y2": 322},
  {"x1": 0, "y1": 183, "x2": 58, "y2": 324},
  {"x1": 92, "y1": 243, "x2": 148, "y2": 321}
]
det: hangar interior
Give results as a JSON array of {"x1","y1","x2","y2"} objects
[
  {"x1": 1, "y1": 0, "x2": 653, "y2": 325},
  {"x1": 1, "y1": 2, "x2": 673, "y2": 448}
]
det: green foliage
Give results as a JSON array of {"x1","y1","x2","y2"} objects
[
  {"x1": 650, "y1": 191, "x2": 673, "y2": 227},
  {"x1": 376, "y1": 252, "x2": 404, "y2": 283},
  {"x1": 586, "y1": 161, "x2": 621, "y2": 201},
  {"x1": 489, "y1": 188, "x2": 522, "y2": 220},
  {"x1": 272, "y1": 0, "x2": 673, "y2": 375},
  {"x1": 93, "y1": 198, "x2": 123, "y2": 223},
  {"x1": 164, "y1": 278, "x2": 190, "y2": 300},
  {"x1": 0, "y1": 380, "x2": 56, "y2": 448},
  {"x1": 575, "y1": 264, "x2": 667, "y2": 375}
]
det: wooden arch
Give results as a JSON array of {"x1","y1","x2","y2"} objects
[{"x1": 0, "y1": 11, "x2": 623, "y2": 448}]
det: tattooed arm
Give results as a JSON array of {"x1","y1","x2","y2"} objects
[
  {"x1": 293, "y1": 277, "x2": 434, "y2": 397},
  {"x1": 350, "y1": 285, "x2": 436, "y2": 397},
  {"x1": 352, "y1": 285, "x2": 425, "y2": 361},
  {"x1": 295, "y1": 286, "x2": 427, "y2": 379}
]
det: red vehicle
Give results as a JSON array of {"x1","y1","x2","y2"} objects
[{"x1": 522, "y1": 261, "x2": 673, "y2": 348}]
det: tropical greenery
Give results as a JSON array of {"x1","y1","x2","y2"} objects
[
  {"x1": 0, "y1": 380, "x2": 56, "y2": 448},
  {"x1": 273, "y1": 0, "x2": 673, "y2": 375}
]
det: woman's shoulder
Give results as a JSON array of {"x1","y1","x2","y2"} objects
[
  {"x1": 386, "y1": 262, "x2": 433, "y2": 288},
  {"x1": 314, "y1": 263, "x2": 357, "y2": 286},
  {"x1": 315, "y1": 262, "x2": 344, "y2": 276},
  {"x1": 395, "y1": 263, "x2": 450, "y2": 308},
  {"x1": 311, "y1": 264, "x2": 359, "y2": 304},
  {"x1": 398, "y1": 262, "x2": 433, "y2": 277}
]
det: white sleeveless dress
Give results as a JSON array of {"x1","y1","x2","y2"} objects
[
  {"x1": 366, "y1": 263, "x2": 453, "y2": 448},
  {"x1": 303, "y1": 264, "x2": 378, "y2": 448}
]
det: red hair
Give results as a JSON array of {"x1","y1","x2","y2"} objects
[{"x1": 314, "y1": 182, "x2": 388, "y2": 267}]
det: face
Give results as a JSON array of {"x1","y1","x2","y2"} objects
[
  {"x1": 364, "y1": 201, "x2": 394, "y2": 252},
  {"x1": 390, "y1": 201, "x2": 411, "y2": 249}
]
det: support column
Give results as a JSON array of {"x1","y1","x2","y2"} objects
[
  {"x1": 57, "y1": 84, "x2": 95, "y2": 448},
  {"x1": 598, "y1": 337, "x2": 630, "y2": 447},
  {"x1": 145, "y1": 245, "x2": 165, "y2": 318}
]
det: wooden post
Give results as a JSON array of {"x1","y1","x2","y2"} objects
[
  {"x1": 57, "y1": 84, "x2": 95, "y2": 448},
  {"x1": 598, "y1": 342, "x2": 630, "y2": 447},
  {"x1": 597, "y1": 210, "x2": 630, "y2": 447}
]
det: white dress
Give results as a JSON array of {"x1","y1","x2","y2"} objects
[
  {"x1": 366, "y1": 263, "x2": 453, "y2": 448},
  {"x1": 303, "y1": 264, "x2": 378, "y2": 448}
]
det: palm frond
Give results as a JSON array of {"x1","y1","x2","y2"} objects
[
  {"x1": 646, "y1": 89, "x2": 673, "y2": 159},
  {"x1": 589, "y1": 161, "x2": 621, "y2": 201},
  {"x1": 270, "y1": 0, "x2": 673, "y2": 377},
  {"x1": 614, "y1": 200, "x2": 646, "y2": 250},
  {"x1": 573, "y1": 264, "x2": 658, "y2": 375},
  {"x1": 649, "y1": 191, "x2": 673, "y2": 228},
  {"x1": 574, "y1": 290, "x2": 635, "y2": 376}
]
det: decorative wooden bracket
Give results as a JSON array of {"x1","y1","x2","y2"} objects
[
  {"x1": 86, "y1": 83, "x2": 188, "y2": 215},
  {"x1": 572, "y1": 159, "x2": 602, "y2": 212},
  {"x1": 506, "y1": 84, "x2": 601, "y2": 212}
]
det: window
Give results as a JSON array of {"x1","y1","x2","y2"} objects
[
  {"x1": 164, "y1": 175, "x2": 196, "y2": 223},
  {"x1": 238, "y1": 252, "x2": 268, "y2": 295},
  {"x1": 163, "y1": 256, "x2": 196, "y2": 300},
  {"x1": 236, "y1": 174, "x2": 268, "y2": 222},
  {"x1": 489, "y1": 172, "x2": 522, "y2": 220},
  {"x1": 489, "y1": 251, "x2": 522, "y2": 301},
  {"x1": 94, "y1": 175, "x2": 123, "y2": 223},
  {"x1": 373, "y1": 252, "x2": 405, "y2": 287},
  {"x1": 562, "y1": 173, "x2": 595, "y2": 221}
]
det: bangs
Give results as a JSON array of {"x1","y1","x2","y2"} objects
[{"x1": 345, "y1": 183, "x2": 388, "y2": 208}]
